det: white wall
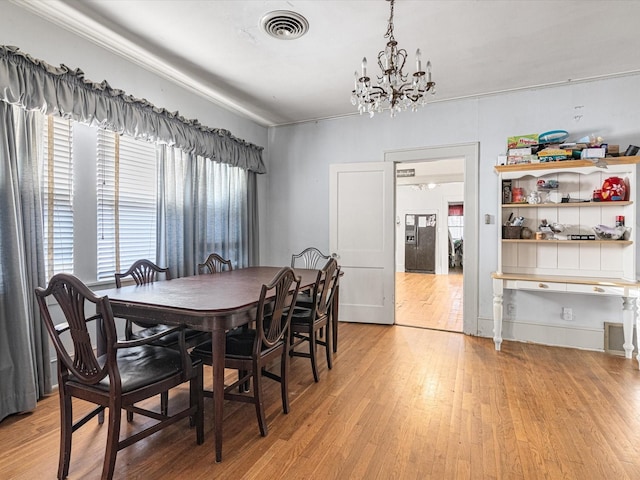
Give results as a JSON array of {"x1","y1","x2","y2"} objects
[
  {"x1": 395, "y1": 183, "x2": 464, "y2": 273},
  {"x1": 264, "y1": 74, "x2": 640, "y2": 349}
]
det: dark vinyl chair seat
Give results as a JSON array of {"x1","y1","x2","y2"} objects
[
  {"x1": 193, "y1": 322, "x2": 282, "y2": 361},
  {"x1": 35, "y1": 273, "x2": 204, "y2": 480},
  {"x1": 127, "y1": 324, "x2": 210, "y2": 348}
]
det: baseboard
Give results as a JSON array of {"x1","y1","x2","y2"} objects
[{"x1": 477, "y1": 316, "x2": 603, "y2": 351}]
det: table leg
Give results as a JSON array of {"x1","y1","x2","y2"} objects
[{"x1": 212, "y1": 329, "x2": 225, "y2": 462}]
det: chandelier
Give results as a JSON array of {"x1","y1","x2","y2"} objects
[{"x1": 351, "y1": 0, "x2": 436, "y2": 117}]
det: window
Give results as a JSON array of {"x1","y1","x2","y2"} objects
[
  {"x1": 38, "y1": 114, "x2": 245, "y2": 284},
  {"x1": 448, "y1": 203, "x2": 464, "y2": 241},
  {"x1": 41, "y1": 115, "x2": 74, "y2": 279},
  {"x1": 97, "y1": 130, "x2": 157, "y2": 280}
]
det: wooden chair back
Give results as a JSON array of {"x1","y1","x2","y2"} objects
[
  {"x1": 114, "y1": 259, "x2": 170, "y2": 287},
  {"x1": 290, "y1": 247, "x2": 330, "y2": 269},
  {"x1": 36, "y1": 273, "x2": 115, "y2": 386},
  {"x1": 255, "y1": 267, "x2": 301, "y2": 355},
  {"x1": 198, "y1": 253, "x2": 233, "y2": 274},
  {"x1": 310, "y1": 258, "x2": 339, "y2": 318}
]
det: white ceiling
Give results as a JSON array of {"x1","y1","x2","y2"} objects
[{"x1": 15, "y1": 0, "x2": 640, "y2": 127}]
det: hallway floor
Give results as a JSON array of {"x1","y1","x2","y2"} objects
[{"x1": 395, "y1": 270, "x2": 463, "y2": 332}]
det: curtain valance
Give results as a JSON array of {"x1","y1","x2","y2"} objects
[{"x1": 0, "y1": 45, "x2": 266, "y2": 173}]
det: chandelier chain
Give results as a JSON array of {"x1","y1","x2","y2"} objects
[{"x1": 384, "y1": 0, "x2": 395, "y2": 41}]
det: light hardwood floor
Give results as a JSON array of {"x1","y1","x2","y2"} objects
[
  {"x1": 2, "y1": 322, "x2": 640, "y2": 479},
  {"x1": 396, "y1": 270, "x2": 463, "y2": 332}
]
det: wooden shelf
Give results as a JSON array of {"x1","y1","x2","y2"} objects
[
  {"x1": 502, "y1": 239, "x2": 632, "y2": 245},
  {"x1": 502, "y1": 201, "x2": 633, "y2": 208},
  {"x1": 491, "y1": 272, "x2": 639, "y2": 287},
  {"x1": 495, "y1": 156, "x2": 640, "y2": 173}
]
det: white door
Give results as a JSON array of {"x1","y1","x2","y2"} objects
[{"x1": 329, "y1": 162, "x2": 395, "y2": 325}]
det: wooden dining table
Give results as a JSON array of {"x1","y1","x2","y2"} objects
[{"x1": 98, "y1": 266, "x2": 320, "y2": 462}]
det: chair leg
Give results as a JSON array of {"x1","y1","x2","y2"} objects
[
  {"x1": 309, "y1": 330, "x2": 319, "y2": 383},
  {"x1": 58, "y1": 389, "x2": 73, "y2": 480},
  {"x1": 253, "y1": 364, "x2": 268, "y2": 437},
  {"x1": 325, "y1": 327, "x2": 333, "y2": 370},
  {"x1": 332, "y1": 289, "x2": 339, "y2": 353},
  {"x1": 102, "y1": 400, "x2": 122, "y2": 480},
  {"x1": 239, "y1": 369, "x2": 250, "y2": 393},
  {"x1": 332, "y1": 321, "x2": 338, "y2": 353},
  {"x1": 160, "y1": 391, "x2": 169, "y2": 416},
  {"x1": 280, "y1": 349, "x2": 290, "y2": 414}
]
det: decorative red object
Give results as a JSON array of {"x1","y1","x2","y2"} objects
[{"x1": 601, "y1": 176, "x2": 627, "y2": 201}]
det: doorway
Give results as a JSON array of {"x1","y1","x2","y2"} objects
[
  {"x1": 394, "y1": 160, "x2": 464, "y2": 332},
  {"x1": 385, "y1": 143, "x2": 478, "y2": 335}
]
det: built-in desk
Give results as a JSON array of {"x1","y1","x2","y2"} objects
[{"x1": 492, "y1": 272, "x2": 640, "y2": 366}]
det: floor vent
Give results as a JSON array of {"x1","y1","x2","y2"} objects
[{"x1": 604, "y1": 322, "x2": 637, "y2": 356}]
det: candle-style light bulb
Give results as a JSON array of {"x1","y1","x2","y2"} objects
[
  {"x1": 415, "y1": 49, "x2": 422, "y2": 72},
  {"x1": 426, "y1": 60, "x2": 432, "y2": 82},
  {"x1": 362, "y1": 57, "x2": 368, "y2": 78}
]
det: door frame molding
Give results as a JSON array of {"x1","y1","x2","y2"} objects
[{"x1": 384, "y1": 142, "x2": 479, "y2": 335}]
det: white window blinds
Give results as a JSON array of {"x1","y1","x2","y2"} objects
[
  {"x1": 97, "y1": 130, "x2": 157, "y2": 280},
  {"x1": 42, "y1": 115, "x2": 74, "y2": 279}
]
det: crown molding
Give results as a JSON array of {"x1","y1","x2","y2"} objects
[{"x1": 11, "y1": 0, "x2": 274, "y2": 127}]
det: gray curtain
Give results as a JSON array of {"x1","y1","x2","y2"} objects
[
  {"x1": 157, "y1": 146, "x2": 259, "y2": 277},
  {"x1": 0, "y1": 45, "x2": 266, "y2": 173},
  {"x1": 0, "y1": 101, "x2": 51, "y2": 422}
]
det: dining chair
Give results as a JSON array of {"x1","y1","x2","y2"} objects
[
  {"x1": 35, "y1": 273, "x2": 204, "y2": 480},
  {"x1": 191, "y1": 266, "x2": 301, "y2": 436},
  {"x1": 115, "y1": 259, "x2": 209, "y2": 418},
  {"x1": 290, "y1": 246, "x2": 331, "y2": 270},
  {"x1": 197, "y1": 253, "x2": 233, "y2": 274},
  {"x1": 289, "y1": 257, "x2": 338, "y2": 382}
]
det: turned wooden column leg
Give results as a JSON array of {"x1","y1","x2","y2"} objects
[
  {"x1": 493, "y1": 278, "x2": 504, "y2": 351},
  {"x1": 622, "y1": 296, "x2": 636, "y2": 359}
]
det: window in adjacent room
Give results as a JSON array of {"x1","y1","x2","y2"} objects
[{"x1": 447, "y1": 203, "x2": 464, "y2": 241}]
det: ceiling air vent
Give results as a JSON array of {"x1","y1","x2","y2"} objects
[{"x1": 261, "y1": 10, "x2": 309, "y2": 40}]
